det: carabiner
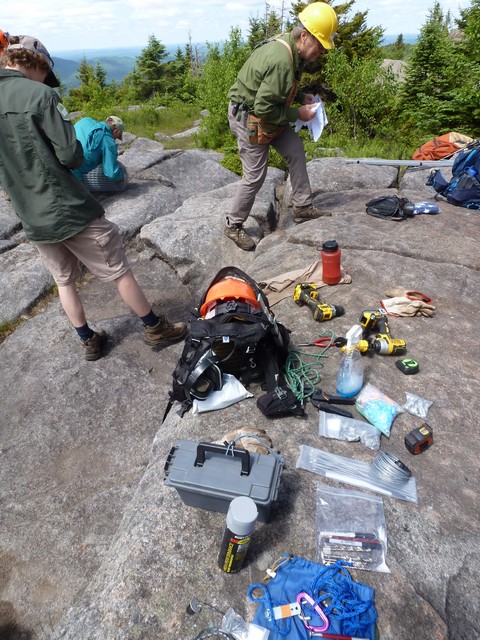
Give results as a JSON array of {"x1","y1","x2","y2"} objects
[{"x1": 297, "y1": 591, "x2": 329, "y2": 632}]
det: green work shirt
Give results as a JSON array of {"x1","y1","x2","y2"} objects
[
  {"x1": 229, "y1": 32, "x2": 306, "y2": 126},
  {"x1": 0, "y1": 68, "x2": 104, "y2": 243}
]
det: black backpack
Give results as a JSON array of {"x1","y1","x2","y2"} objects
[
  {"x1": 428, "y1": 140, "x2": 480, "y2": 209},
  {"x1": 163, "y1": 266, "x2": 304, "y2": 420},
  {"x1": 366, "y1": 195, "x2": 414, "y2": 221}
]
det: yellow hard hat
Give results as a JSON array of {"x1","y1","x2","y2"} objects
[{"x1": 298, "y1": 2, "x2": 338, "y2": 50}]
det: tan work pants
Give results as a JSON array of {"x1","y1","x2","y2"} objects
[{"x1": 227, "y1": 103, "x2": 313, "y2": 225}]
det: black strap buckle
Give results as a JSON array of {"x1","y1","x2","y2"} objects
[{"x1": 274, "y1": 386, "x2": 287, "y2": 400}]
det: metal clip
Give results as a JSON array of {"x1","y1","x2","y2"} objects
[
  {"x1": 274, "y1": 386, "x2": 287, "y2": 400},
  {"x1": 297, "y1": 591, "x2": 329, "y2": 633}
]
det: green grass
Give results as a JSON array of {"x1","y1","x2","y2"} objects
[
  {"x1": 303, "y1": 132, "x2": 414, "y2": 161},
  {"x1": 74, "y1": 99, "x2": 202, "y2": 146}
]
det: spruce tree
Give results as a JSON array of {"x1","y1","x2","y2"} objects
[
  {"x1": 451, "y1": 0, "x2": 480, "y2": 135},
  {"x1": 399, "y1": 2, "x2": 459, "y2": 137},
  {"x1": 131, "y1": 35, "x2": 168, "y2": 100}
]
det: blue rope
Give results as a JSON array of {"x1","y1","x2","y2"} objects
[
  {"x1": 249, "y1": 560, "x2": 376, "y2": 639},
  {"x1": 225, "y1": 434, "x2": 286, "y2": 467},
  {"x1": 247, "y1": 583, "x2": 291, "y2": 637},
  {"x1": 310, "y1": 561, "x2": 377, "y2": 635}
]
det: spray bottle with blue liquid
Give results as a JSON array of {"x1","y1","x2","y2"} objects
[{"x1": 336, "y1": 324, "x2": 364, "y2": 398}]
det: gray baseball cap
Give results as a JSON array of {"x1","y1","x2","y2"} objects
[
  {"x1": 7, "y1": 35, "x2": 59, "y2": 88},
  {"x1": 106, "y1": 116, "x2": 125, "y2": 139}
]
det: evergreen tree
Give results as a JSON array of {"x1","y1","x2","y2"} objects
[
  {"x1": 451, "y1": 0, "x2": 480, "y2": 134},
  {"x1": 248, "y1": 4, "x2": 284, "y2": 48},
  {"x1": 391, "y1": 34, "x2": 406, "y2": 59},
  {"x1": 94, "y1": 61, "x2": 107, "y2": 88},
  {"x1": 130, "y1": 35, "x2": 168, "y2": 100},
  {"x1": 67, "y1": 57, "x2": 112, "y2": 109},
  {"x1": 381, "y1": 34, "x2": 412, "y2": 61},
  {"x1": 399, "y1": 2, "x2": 459, "y2": 136}
]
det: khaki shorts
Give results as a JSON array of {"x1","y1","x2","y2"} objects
[{"x1": 35, "y1": 216, "x2": 130, "y2": 286}]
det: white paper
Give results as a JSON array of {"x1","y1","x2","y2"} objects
[{"x1": 295, "y1": 94, "x2": 328, "y2": 142}]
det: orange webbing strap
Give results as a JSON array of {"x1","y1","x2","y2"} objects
[{"x1": 275, "y1": 38, "x2": 298, "y2": 107}]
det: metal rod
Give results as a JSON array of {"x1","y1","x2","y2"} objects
[{"x1": 345, "y1": 158, "x2": 453, "y2": 167}]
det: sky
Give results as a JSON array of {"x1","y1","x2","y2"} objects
[{"x1": 2, "y1": 0, "x2": 473, "y2": 54}]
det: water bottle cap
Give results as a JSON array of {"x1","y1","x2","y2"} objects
[{"x1": 322, "y1": 240, "x2": 338, "y2": 252}]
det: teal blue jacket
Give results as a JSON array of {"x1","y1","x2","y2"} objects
[
  {"x1": 73, "y1": 118, "x2": 124, "y2": 181},
  {"x1": 0, "y1": 68, "x2": 104, "y2": 243}
]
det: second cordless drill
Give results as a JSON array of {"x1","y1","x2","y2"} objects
[{"x1": 359, "y1": 309, "x2": 406, "y2": 355}]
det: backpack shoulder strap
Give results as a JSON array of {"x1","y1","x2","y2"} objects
[{"x1": 275, "y1": 37, "x2": 293, "y2": 64}]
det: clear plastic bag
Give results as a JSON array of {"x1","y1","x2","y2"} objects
[
  {"x1": 222, "y1": 608, "x2": 270, "y2": 639},
  {"x1": 319, "y1": 411, "x2": 381, "y2": 450},
  {"x1": 403, "y1": 391, "x2": 433, "y2": 419},
  {"x1": 355, "y1": 383, "x2": 404, "y2": 436},
  {"x1": 296, "y1": 444, "x2": 418, "y2": 503},
  {"x1": 316, "y1": 483, "x2": 390, "y2": 573}
]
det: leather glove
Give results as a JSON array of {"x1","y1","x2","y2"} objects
[
  {"x1": 215, "y1": 427, "x2": 274, "y2": 455},
  {"x1": 382, "y1": 289, "x2": 435, "y2": 317}
]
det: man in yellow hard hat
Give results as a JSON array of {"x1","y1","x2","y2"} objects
[{"x1": 225, "y1": 2, "x2": 338, "y2": 250}]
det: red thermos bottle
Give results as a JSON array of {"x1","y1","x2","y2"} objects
[{"x1": 321, "y1": 240, "x2": 341, "y2": 284}]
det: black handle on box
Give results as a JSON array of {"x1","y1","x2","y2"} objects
[
  {"x1": 195, "y1": 442, "x2": 250, "y2": 476},
  {"x1": 164, "y1": 444, "x2": 176, "y2": 473}
]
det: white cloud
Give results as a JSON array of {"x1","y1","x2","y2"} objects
[
  {"x1": 354, "y1": 0, "x2": 470, "y2": 34},
  {"x1": 2, "y1": 0, "x2": 473, "y2": 52}
]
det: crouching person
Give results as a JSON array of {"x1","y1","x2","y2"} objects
[{"x1": 73, "y1": 115, "x2": 128, "y2": 193}]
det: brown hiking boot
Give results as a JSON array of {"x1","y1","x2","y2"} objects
[
  {"x1": 81, "y1": 329, "x2": 107, "y2": 361},
  {"x1": 224, "y1": 221, "x2": 256, "y2": 251},
  {"x1": 293, "y1": 205, "x2": 332, "y2": 224},
  {"x1": 144, "y1": 315, "x2": 187, "y2": 347}
]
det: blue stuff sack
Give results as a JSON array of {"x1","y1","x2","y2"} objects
[{"x1": 248, "y1": 554, "x2": 377, "y2": 640}]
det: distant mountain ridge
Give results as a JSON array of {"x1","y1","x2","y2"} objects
[
  {"x1": 53, "y1": 36, "x2": 417, "y2": 90},
  {"x1": 52, "y1": 44, "x2": 185, "y2": 89}
]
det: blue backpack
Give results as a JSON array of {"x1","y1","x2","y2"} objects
[{"x1": 428, "y1": 140, "x2": 480, "y2": 209}]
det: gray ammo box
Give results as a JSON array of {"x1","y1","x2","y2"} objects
[{"x1": 164, "y1": 440, "x2": 283, "y2": 523}]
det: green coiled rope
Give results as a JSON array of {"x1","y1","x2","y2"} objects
[{"x1": 284, "y1": 329, "x2": 336, "y2": 402}]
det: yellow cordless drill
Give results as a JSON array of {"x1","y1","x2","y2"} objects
[
  {"x1": 359, "y1": 309, "x2": 406, "y2": 355},
  {"x1": 293, "y1": 283, "x2": 345, "y2": 322}
]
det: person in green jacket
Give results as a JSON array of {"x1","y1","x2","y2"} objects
[
  {"x1": 0, "y1": 36, "x2": 185, "y2": 360},
  {"x1": 225, "y1": 2, "x2": 338, "y2": 251}
]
